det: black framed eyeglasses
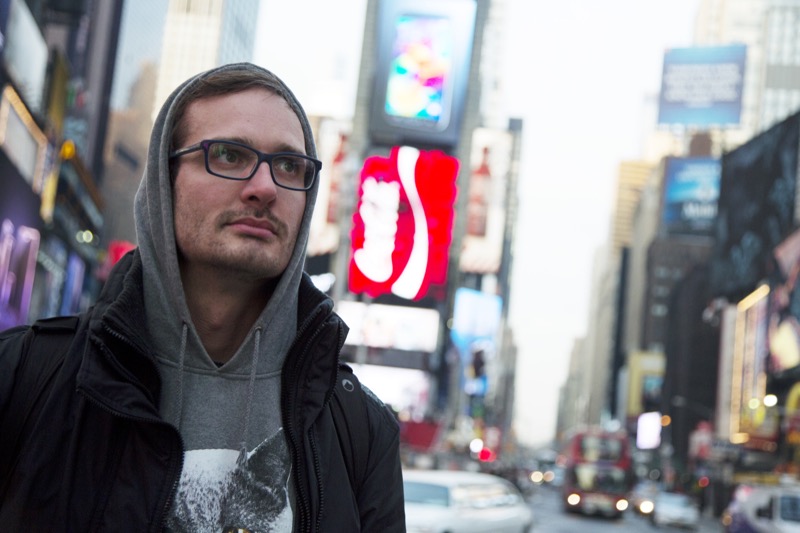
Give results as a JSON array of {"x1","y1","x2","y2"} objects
[{"x1": 169, "y1": 139, "x2": 321, "y2": 191}]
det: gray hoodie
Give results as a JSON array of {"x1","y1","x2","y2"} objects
[{"x1": 133, "y1": 63, "x2": 320, "y2": 530}]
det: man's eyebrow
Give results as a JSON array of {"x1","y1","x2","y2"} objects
[{"x1": 219, "y1": 136, "x2": 306, "y2": 155}]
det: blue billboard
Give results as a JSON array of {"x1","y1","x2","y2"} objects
[
  {"x1": 658, "y1": 44, "x2": 747, "y2": 127},
  {"x1": 661, "y1": 156, "x2": 720, "y2": 236}
]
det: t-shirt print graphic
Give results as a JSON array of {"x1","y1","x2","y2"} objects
[{"x1": 165, "y1": 429, "x2": 293, "y2": 532}]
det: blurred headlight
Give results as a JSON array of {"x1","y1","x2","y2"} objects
[
  {"x1": 616, "y1": 499, "x2": 629, "y2": 512},
  {"x1": 567, "y1": 493, "x2": 581, "y2": 506},
  {"x1": 639, "y1": 500, "x2": 654, "y2": 514}
]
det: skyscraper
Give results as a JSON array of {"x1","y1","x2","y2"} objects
[{"x1": 101, "y1": 0, "x2": 259, "y2": 248}]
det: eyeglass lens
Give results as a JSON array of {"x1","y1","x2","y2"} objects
[{"x1": 206, "y1": 141, "x2": 314, "y2": 189}]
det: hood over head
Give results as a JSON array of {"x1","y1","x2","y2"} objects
[{"x1": 133, "y1": 62, "x2": 320, "y2": 379}]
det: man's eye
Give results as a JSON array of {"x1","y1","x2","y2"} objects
[
  {"x1": 275, "y1": 158, "x2": 300, "y2": 174},
  {"x1": 211, "y1": 145, "x2": 242, "y2": 163}
]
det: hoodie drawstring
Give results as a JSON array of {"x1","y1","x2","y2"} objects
[
  {"x1": 238, "y1": 326, "x2": 262, "y2": 464},
  {"x1": 175, "y1": 322, "x2": 189, "y2": 430}
]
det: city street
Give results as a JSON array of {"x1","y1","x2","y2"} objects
[{"x1": 528, "y1": 487, "x2": 723, "y2": 532}]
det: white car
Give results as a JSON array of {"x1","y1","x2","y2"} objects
[
  {"x1": 651, "y1": 491, "x2": 700, "y2": 530},
  {"x1": 404, "y1": 469, "x2": 534, "y2": 533},
  {"x1": 724, "y1": 483, "x2": 800, "y2": 532}
]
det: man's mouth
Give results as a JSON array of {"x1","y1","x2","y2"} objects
[{"x1": 227, "y1": 216, "x2": 279, "y2": 239}]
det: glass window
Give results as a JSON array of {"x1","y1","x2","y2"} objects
[
  {"x1": 780, "y1": 495, "x2": 800, "y2": 522},
  {"x1": 403, "y1": 482, "x2": 450, "y2": 507}
]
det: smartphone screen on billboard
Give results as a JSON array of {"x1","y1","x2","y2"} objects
[{"x1": 384, "y1": 14, "x2": 452, "y2": 130}]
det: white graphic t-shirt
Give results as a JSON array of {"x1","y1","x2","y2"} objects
[{"x1": 165, "y1": 429, "x2": 293, "y2": 532}]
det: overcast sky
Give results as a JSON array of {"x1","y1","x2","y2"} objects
[{"x1": 257, "y1": 0, "x2": 700, "y2": 447}]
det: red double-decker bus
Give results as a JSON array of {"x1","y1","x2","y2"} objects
[{"x1": 561, "y1": 426, "x2": 634, "y2": 519}]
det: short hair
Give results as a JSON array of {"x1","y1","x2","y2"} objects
[{"x1": 170, "y1": 68, "x2": 300, "y2": 151}]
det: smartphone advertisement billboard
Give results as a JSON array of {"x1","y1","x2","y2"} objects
[{"x1": 368, "y1": 0, "x2": 476, "y2": 148}]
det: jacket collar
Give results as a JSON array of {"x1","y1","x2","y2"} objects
[{"x1": 78, "y1": 250, "x2": 164, "y2": 420}]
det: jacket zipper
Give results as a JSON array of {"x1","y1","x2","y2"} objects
[
  {"x1": 92, "y1": 323, "x2": 185, "y2": 531},
  {"x1": 283, "y1": 302, "x2": 339, "y2": 532}
]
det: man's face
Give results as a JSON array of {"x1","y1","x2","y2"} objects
[{"x1": 172, "y1": 88, "x2": 307, "y2": 282}]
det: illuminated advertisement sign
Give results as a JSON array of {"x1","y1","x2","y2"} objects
[
  {"x1": 0, "y1": 85, "x2": 47, "y2": 189},
  {"x1": 658, "y1": 44, "x2": 746, "y2": 127},
  {"x1": 625, "y1": 350, "x2": 665, "y2": 418},
  {"x1": 449, "y1": 287, "x2": 502, "y2": 356},
  {"x1": 3, "y1": 0, "x2": 48, "y2": 113},
  {"x1": 0, "y1": 218, "x2": 40, "y2": 329},
  {"x1": 308, "y1": 118, "x2": 351, "y2": 257},
  {"x1": 661, "y1": 157, "x2": 720, "y2": 236},
  {"x1": 368, "y1": 0, "x2": 476, "y2": 148},
  {"x1": 459, "y1": 128, "x2": 513, "y2": 274},
  {"x1": 730, "y1": 285, "x2": 778, "y2": 446},
  {"x1": 767, "y1": 228, "x2": 800, "y2": 373},
  {"x1": 349, "y1": 145, "x2": 458, "y2": 301},
  {"x1": 337, "y1": 300, "x2": 440, "y2": 352}
]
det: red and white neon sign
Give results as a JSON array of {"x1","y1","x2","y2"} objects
[{"x1": 349, "y1": 145, "x2": 458, "y2": 301}]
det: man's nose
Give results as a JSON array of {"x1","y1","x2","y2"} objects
[{"x1": 240, "y1": 161, "x2": 278, "y2": 203}]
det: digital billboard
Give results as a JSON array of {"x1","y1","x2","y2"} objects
[
  {"x1": 2, "y1": 0, "x2": 48, "y2": 113},
  {"x1": 625, "y1": 350, "x2": 665, "y2": 419},
  {"x1": 459, "y1": 128, "x2": 513, "y2": 274},
  {"x1": 368, "y1": 0, "x2": 476, "y2": 148},
  {"x1": 658, "y1": 44, "x2": 746, "y2": 127},
  {"x1": 709, "y1": 110, "x2": 800, "y2": 298},
  {"x1": 349, "y1": 145, "x2": 458, "y2": 301},
  {"x1": 0, "y1": 218, "x2": 40, "y2": 329},
  {"x1": 661, "y1": 156, "x2": 720, "y2": 236},
  {"x1": 336, "y1": 300, "x2": 440, "y2": 353},
  {"x1": 767, "y1": 228, "x2": 800, "y2": 374},
  {"x1": 307, "y1": 117, "x2": 352, "y2": 257},
  {"x1": 730, "y1": 285, "x2": 778, "y2": 447}
]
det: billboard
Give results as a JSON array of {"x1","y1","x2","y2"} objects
[
  {"x1": 351, "y1": 362, "x2": 431, "y2": 421},
  {"x1": 767, "y1": 228, "x2": 800, "y2": 374},
  {"x1": 0, "y1": 218, "x2": 40, "y2": 328},
  {"x1": 0, "y1": 86, "x2": 48, "y2": 189},
  {"x1": 2, "y1": 0, "x2": 48, "y2": 113},
  {"x1": 349, "y1": 145, "x2": 458, "y2": 301},
  {"x1": 730, "y1": 285, "x2": 778, "y2": 446},
  {"x1": 368, "y1": 0, "x2": 476, "y2": 148},
  {"x1": 661, "y1": 157, "x2": 720, "y2": 236},
  {"x1": 626, "y1": 350, "x2": 665, "y2": 418},
  {"x1": 307, "y1": 117, "x2": 352, "y2": 257},
  {"x1": 657, "y1": 44, "x2": 746, "y2": 127},
  {"x1": 459, "y1": 128, "x2": 513, "y2": 274},
  {"x1": 710, "y1": 110, "x2": 800, "y2": 298},
  {"x1": 336, "y1": 300, "x2": 440, "y2": 353}
]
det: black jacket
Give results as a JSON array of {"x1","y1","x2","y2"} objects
[{"x1": 0, "y1": 252, "x2": 405, "y2": 531}]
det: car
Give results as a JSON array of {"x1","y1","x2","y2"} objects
[
  {"x1": 630, "y1": 480, "x2": 660, "y2": 515},
  {"x1": 723, "y1": 483, "x2": 800, "y2": 532},
  {"x1": 651, "y1": 491, "x2": 700, "y2": 530},
  {"x1": 403, "y1": 469, "x2": 534, "y2": 533}
]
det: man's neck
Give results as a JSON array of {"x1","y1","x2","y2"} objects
[{"x1": 181, "y1": 266, "x2": 273, "y2": 364}]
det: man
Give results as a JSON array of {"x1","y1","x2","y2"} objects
[{"x1": 0, "y1": 63, "x2": 405, "y2": 531}]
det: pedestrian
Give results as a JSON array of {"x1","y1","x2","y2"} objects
[{"x1": 0, "y1": 63, "x2": 405, "y2": 532}]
